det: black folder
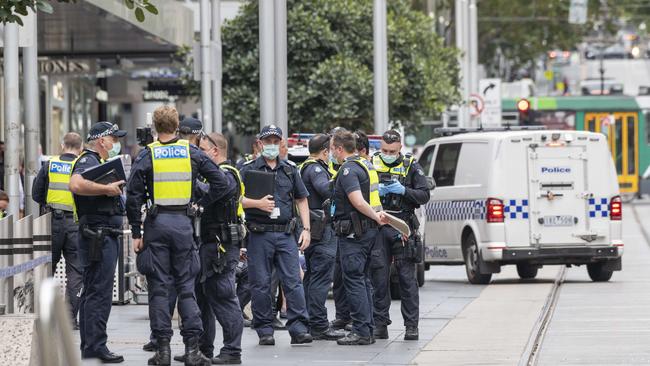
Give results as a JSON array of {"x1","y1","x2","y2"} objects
[
  {"x1": 80, "y1": 156, "x2": 126, "y2": 184},
  {"x1": 243, "y1": 170, "x2": 275, "y2": 217}
]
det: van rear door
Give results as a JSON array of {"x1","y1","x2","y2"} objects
[{"x1": 527, "y1": 145, "x2": 588, "y2": 245}]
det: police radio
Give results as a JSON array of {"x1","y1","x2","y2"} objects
[{"x1": 136, "y1": 112, "x2": 155, "y2": 147}]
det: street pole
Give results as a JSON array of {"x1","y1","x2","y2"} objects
[
  {"x1": 274, "y1": 0, "x2": 288, "y2": 137},
  {"x1": 200, "y1": 0, "x2": 213, "y2": 132},
  {"x1": 373, "y1": 0, "x2": 389, "y2": 134},
  {"x1": 23, "y1": 10, "x2": 40, "y2": 218},
  {"x1": 259, "y1": 0, "x2": 275, "y2": 129},
  {"x1": 3, "y1": 23, "x2": 21, "y2": 217},
  {"x1": 469, "y1": 0, "x2": 478, "y2": 127},
  {"x1": 211, "y1": 0, "x2": 222, "y2": 133},
  {"x1": 455, "y1": 0, "x2": 468, "y2": 128}
]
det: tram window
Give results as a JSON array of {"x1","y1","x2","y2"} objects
[
  {"x1": 615, "y1": 119, "x2": 623, "y2": 174},
  {"x1": 532, "y1": 111, "x2": 576, "y2": 130},
  {"x1": 628, "y1": 115, "x2": 636, "y2": 175}
]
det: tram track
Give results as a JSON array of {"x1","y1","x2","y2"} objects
[{"x1": 517, "y1": 265, "x2": 566, "y2": 366}]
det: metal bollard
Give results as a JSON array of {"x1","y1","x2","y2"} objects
[
  {"x1": 33, "y1": 213, "x2": 52, "y2": 313},
  {"x1": 0, "y1": 215, "x2": 14, "y2": 313},
  {"x1": 13, "y1": 215, "x2": 34, "y2": 313}
]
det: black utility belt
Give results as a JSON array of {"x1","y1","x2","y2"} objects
[
  {"x1": 247, "y1": 218, "x2": 296, "y2": 234},
  {"x1": 333, "y1": 213, "x2": 377, "y2": 237},
  {"x1": 205, "y1": 222, "x2": 244, "y2": 243},
  {"x1": 51, "y1": 209, "x2": 74, "y2": 218},
  {"x1": 149, "y1": 204, "x2": 196, "y2": 217}
]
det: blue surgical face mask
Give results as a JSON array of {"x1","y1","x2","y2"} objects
[
  {"x1": 381, "y1": 153, "x2": 398, "y2": 165},
  {"x1": 262, "y1": 143, "x2": 280, "y2": 160},
  {"x1": 108, "y1": 141, "x2": 121, "y2": 159},
  {"x1": 329, "y1": 152, "x2": 338, "y2": 165}
]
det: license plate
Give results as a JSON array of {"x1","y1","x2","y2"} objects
[{"x1": 542, "y1": 215, "x2": 574, "y2": 227}]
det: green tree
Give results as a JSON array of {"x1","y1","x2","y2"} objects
[
  {"x1": 222, "y1": 0, "x2": 460, "y2": 135},
  {"x1": 0, "y1": 0, "x2": 157, "y2": 25}
]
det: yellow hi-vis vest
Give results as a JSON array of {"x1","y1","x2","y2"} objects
[
  {"x1": 149, "y1": 139, "x2": 192, "y2": 206},
  {"x1": 345, "y1": 156, "x2": 382, "y2": 212},
  {"x1": 220, "y1": 164, "x2": 245, "y2": 219},
  {"x1": 301, "y1": 158, "x2": 336, "y2": 177},
  {"x1": 371, "y1": 153, "x2": 414, "y2": 179},
  {"x1": 46, "y1": 155, "x2": 77, "y2": 211}
]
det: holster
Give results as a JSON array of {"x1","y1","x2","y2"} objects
[
  {"x1": 333, "y1": 220, "x2": 352, "y2": 237},
  {"x1": 82, "y1": 226, "x2": 122, "y2": 262},
  {"x1": 308, "y1": 209, "x2": 326, "y2": 241},
  {"x1": 402, "y1": 233, "x2": 423, "y2": 263}
]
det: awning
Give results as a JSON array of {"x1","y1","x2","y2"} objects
[{"x1": 38, "y1": 0, "x2": 194, "y2": 57}]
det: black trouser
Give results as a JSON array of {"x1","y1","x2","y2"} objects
[
  {"x1": 51, "y1": 212, "x2": 83, "y2": 322},
  {"x1": 303, "y1": 227, "x2": 336, "y2": 332},
  {"x1": 332, "y1": 235, "x2": 350, "y2": 322},
  {"x1": 370, "y1": 225, "x2": 419, "y2": 328}
]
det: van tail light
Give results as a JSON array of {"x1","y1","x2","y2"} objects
[
  {"x1": 487, "y1": 198, "x2": 504, "y2": 223},
  {"x1": 610, "y1": 196, "x2": 622, "y2": 221}
]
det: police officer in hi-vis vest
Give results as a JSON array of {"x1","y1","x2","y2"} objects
[
  {"x1": 329, "y1": 130, "x2": 388, "y2": 346},
  {"x1": 69, "y1": 122, "x2": 127, "y2": 363},
  {"x1": 32, "y1": 132, "x2": 83, "y2": 329},
  {"x1": 370, "y1": 130, "x2": 431, "y2": 341},
  {"x1": 126, "y1": 106, "x2": 235, "y2": 366}
]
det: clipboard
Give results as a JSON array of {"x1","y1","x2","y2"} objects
[
  {"x1": 80, "y1": 156, "x2": 126, "y2": 184},
  {"x1": 243, "y1": 170, "x2": 275, "y2": 217},
  {"x1": 383, "y1": 212, "x2": 411, "y2": 237}
]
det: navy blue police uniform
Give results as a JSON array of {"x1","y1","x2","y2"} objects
[
  {"x1": 370, "y1": 153, "x2": 430, "y2": 340},
  {"x1": 239, "y1": 155, "x2": 311, "y2": 341},
  {"x1": 73, "y1": 149, "x2": 125, "y2": 361},
  {"x1": 299, "y1": 158, "x2": 338, "y2": 336},
  {"x1": 195, "y1": 160, "x2": 244, "y2": 362},
  {"x1": 126, "y1": 137, "x2": 234, "y2": 363},
  {"x1": 32, "y1": 153, "x2": 83, "y2": 326},
  {"x1": 331, "y1": 156, "x2": 380, "y2": 343}
]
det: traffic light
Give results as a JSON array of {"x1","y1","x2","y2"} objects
[{"x1": 517, "y1": 98, "x2": 531, "y2": 124}]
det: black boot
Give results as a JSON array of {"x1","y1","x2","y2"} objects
[
  {"x1": 404, "y1": 326, "x2": 419, "y2": 341},
  {"x1": 148, "y1": 338, "x2": 171, "y2": 365},
  {"x1": 211, "y1": 353, "x2": 242, "y2": 365},
  {"x1": 173, "y1": 345, "x2": 189, "y2": 363},
  {"x1": 336, "y1": 332, "x2": 372, "y2": 346},
  {"x1": 143, "y1": 341, "x2": 157, "y2": 352},
  {"x1": 312, "y1": 327, "x2": 346, "y2": 341},
  {"x1": 184, "y1": 338, "x2": 211, "y2": 366},
  {"x1": 373, "y1": 325, "x2": 389, "y2": 340}
]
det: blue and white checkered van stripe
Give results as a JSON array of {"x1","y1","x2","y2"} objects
[
  {"x1": 504, "y1": 199, "x2": 529, "y2": 219},
  {"x1": 588, "y1": 198, "x2": 609, "y2": 218},
  {"x1": 424, "y1": 200, "x2": 486, "y2": 222}
]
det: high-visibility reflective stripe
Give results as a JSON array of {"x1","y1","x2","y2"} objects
[
  {"x1": 351, "y1": 157, "x2": 382, "y2": 212},
  {"x1": 221, "y1": 164, "x2": 245, "y2": 219},
  {"x1": 49, "y1": 203, "x2": 73, "y2": 211},
  {"x1": 156, "y1": 198, "x2": 192, "y2": 205},
  {"x1": 48, "y1": 182, "x2": 70, "y2": 191},
  {"x1": 152, "y1": 172, "x2": 192, "y2": 182}
]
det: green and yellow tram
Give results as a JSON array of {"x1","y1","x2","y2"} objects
[{"x1": 502, "y1": 96, "x2": 650, "y2": 196}]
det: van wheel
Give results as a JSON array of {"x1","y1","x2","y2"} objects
[
  {"x1": 416, "y1": 262, "x2": 425, "y2": 287},
  {"x1": 587, "y1": 263, "x2": 613, "y2": 282},
  {"x1": 462, "y1": 232, "x2": 492, "y2": 285},
  {"x1": 516, "y1": 264, "x2": 538, "y2": 279}
]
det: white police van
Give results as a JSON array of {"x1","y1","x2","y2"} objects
[{"x1": 417, "y1": 128, "x2": 623, "y2": 284}]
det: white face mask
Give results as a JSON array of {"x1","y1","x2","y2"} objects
[{"x1": 108, "y1": 140, "x2": 121, "y2": 159}]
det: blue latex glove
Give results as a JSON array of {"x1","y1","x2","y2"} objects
[
  {"x1": 378, "y1": 183, "x2": 389, "y2": 197},
  {"x1": 385, "y1": 181, "x2": 406, "y2": 195}
]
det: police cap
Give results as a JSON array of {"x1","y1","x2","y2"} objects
[
  {"x1": 179, "y1": 117, "x2": 203, "y2": 135},
  {"x1": 87, "y1": 122, "x2": 127, "y2": 142},
  {"x1": 258, "y1": 124, "x2": 283, "y2": 139}
]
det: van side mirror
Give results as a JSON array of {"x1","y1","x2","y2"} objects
[{"x1": 426, "y1": 177, "x2": 436, "y2": 190}]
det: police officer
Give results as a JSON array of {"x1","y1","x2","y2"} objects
[
  {"x1": 331, "y1": 129, "x2": 368, "y2": 332},
  {"x1": 68, "y1": 122, "x2": 127, "y2": 363},
  {"x1": 194, "y1": 132, "x2": 244, "y2": 364},
  {"x1": 299, "y1": 134, "x2": 345, "y2": 340},
  {"x1": 144, "y1": 116, "x2": 204, "y2": 355},
  {"x1": 126, "y1": 106, "x2": 234, "y2": 366},
  {"x1": 329, "y1": 130, "x2": 388, "y2": 346},
  {"x1": 240, "y1": 124, "x2": 313, "y2": 346},
  {"x1": 32, "y1": 132, "x2": 83, "y2": 329},
  {"x1": 371, "y1": 130, "x2": 431, "y2": 341}
]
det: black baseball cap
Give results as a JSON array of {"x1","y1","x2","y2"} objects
[
  {"x1": 87, "y1": 122, "x2": 127, "y2": 141},
  {"x1": 258, "y1": 124, "x2": 283, "y2": 139},
  {"x1": 179, "y1": 117, "x2": 203, "y2": 135}
]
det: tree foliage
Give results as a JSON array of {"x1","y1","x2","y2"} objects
[
  {"x1": 222, "y1": 0, "x2": 460, "y2": 135},
  {"x1": 0, "y1": 0, "x2": 157, "y2": 25}
]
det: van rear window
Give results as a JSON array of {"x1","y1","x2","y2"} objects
[{"x1": 433, "y1": 143, "x2": 462, "y2": 187}]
